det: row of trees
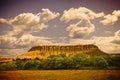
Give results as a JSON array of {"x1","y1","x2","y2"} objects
[{"x1": 0, "y1": 53, "x2": 120, "y2": 70}]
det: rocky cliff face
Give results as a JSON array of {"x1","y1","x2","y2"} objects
[{"x1": 19, "y1": 44, "x2": 107, "y2": 59}]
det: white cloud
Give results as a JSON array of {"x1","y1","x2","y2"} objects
[
  {"x1": 0, "y1": 34, "x2": 53, "y2": 49},
  {"x1": 100, "y1": 14, "x2": 118, "y2": 25},
  {"x1": 91, "y1": 36, "x2": 120, "y2": 53},
  {"x1": 111, "y1": 30, "x2": 120, "y2": 44},
  {"x1": 0, "y1": 36, "x2": 18, "y2": 49},
  {"x1": 0, "y1": 18, "x2": 8, "y2": 24},
  {"x1": 18, "y1": 34, "x2": 53, "y2": 47},
  {"x1": 91, "y1": 36, "x2": 114, "y2": 46},
  {"x1": 115, "y1": 29, "x2": 120, "y2": 38},
  {"x1": 60, "y1": 7, "x2": 104, "y2": 22},
  {"x1": 0, "y1": 9, "x2": 60, "y2": 37},
  {"x1": 66, "y1": 19, "x2": 95, "y2": 38},
  {"x1": 100, "y1": 10, "x2": 120, "y2": 25},
  {"x1": 61, "y1": 7, "x2": 104, "y2": 38}
]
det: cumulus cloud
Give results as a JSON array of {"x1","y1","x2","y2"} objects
[
  {"x1": 100, "y1": 10, "x2": 120, "y2": 25},
  {"x1": 115, "y1": 29, "x2": 120, "y2": 38},
  {"x1": 0, "y1": 9, "x2": 60, "y2": 37},
  {"x1": 111, "y1": 30, "x2": 120, "y2": 44},
  {"x1": 0, "y1": 34, "x2": 53, "y2": 49},
  {"x1": 60, "y1": 7, "x2": 104, "y2": 22},
  {"x1": 100, "y1": 14, "x2": 118, "y2": 25},
  {"x1": 91, "y1": 36, "x2": 120, "y2": 53},
  {"x1": 66, "y1": 19, "x2": 95, "y2": 38},
  {"x1": 60, "y1": 7, "x2": 104, "y2": 38},
  {"x1": 18, "y1": 34, "x2": 53, "y2": 48},
  {"x1": 0, "y1": 18, "x2": 8, "y2": 24},
  {"x1": 91, "y1": 36, "x2": 114, "y2": 45},
  {"x1": 0, "y1": 36, "x2": 18, "y2": 49}
]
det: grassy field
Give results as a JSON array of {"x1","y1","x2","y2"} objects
[{"x1": 0, "y1": 70, "x2": 120, "y2": 80}]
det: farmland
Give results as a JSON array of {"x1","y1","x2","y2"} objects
[{"x1": 0, "y1": 70, "x2": 120, "y2": 80}]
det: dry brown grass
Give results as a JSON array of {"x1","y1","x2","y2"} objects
[{"x1": 0, "y1": 70, "x2": 120, "y2": 80}]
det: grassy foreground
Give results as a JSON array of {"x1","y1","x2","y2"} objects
[{"x1": 0, "y1": 70, "x2": 120, "y2": 80}]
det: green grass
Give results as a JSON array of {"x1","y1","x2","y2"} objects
[{"x1": 0, "y1": 70, "x2": 120, "y2": 80}]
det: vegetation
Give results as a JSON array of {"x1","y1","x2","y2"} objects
[{"x1": 0, "y1": 53, "x2": 120, "y2": 70}]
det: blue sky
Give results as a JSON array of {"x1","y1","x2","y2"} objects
[{"x1": 0, "y1": 0, "x2": 120, "y2": 57}]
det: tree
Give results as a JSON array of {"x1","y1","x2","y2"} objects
[
  {"x1": 1, "y1": 61, "x2": 17, "y2": 70},
  {"x1": 23, "y1": 59, "x2": 41, "y2": 70},
  {"x1": 92, "y1": 56, "x2": 108, "y2": 68}
]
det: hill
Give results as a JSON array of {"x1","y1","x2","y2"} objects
[{"x1": 18, "y1": 44, "x2": 107, "y2": 59}]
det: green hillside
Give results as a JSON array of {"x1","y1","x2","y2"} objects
[{"x1": 19, "y1": 44, "x2": 107, "y2": 59}]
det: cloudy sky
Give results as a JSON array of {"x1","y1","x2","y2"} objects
[{"x1": 0, "y1": 0, "x2": 120, "y2": 57}]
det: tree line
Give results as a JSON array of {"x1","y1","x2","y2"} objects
[{"x1": 0, "y1": 53, "x2": 120, "y2": 70}]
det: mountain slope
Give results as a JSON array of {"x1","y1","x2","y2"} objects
[{"x1": 19, "y1": 44, "x2": 107, "y2": 59}]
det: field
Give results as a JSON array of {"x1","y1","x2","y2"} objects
[{"x1": 0, "y1": 70, "x2": 120, "y2": 80}]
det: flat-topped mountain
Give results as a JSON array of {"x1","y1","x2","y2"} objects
[{"x1": 19, "y1": 44, "x2": 107, "y2": 59}]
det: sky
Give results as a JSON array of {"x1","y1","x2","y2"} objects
[{"x1": 0, "y1": 0, "x2": 120, "y2": 57}]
